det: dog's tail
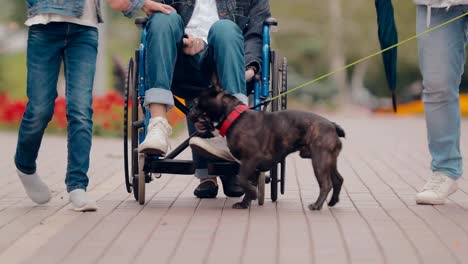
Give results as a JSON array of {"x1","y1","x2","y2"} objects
[{"x1": 333, "y1": 122, "x2": 346, "y2": 138}]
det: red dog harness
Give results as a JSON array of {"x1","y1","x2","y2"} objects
[{"x1": 218, "y1": 105, "x2": 250, "y2": 137}]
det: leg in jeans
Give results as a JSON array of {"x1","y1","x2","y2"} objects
[
  {"x1": 416, "y1": 5, "x2": 467, "y2": 179},
  {"x1": 137, "y1": 12, "x2": 184, "y2": 155},
  {"x1": 145, "y1": 12, "x2": 185, "y2": 109},
  {"x1": 15, "y1": 23, "x2": 64, "y2": 174},
  {"x1": 14, "y1": 23, "x2": 64, "y2": 204},
  {"x1": 63, "y1": 24, "x2": 98, "y2": 192},
  {"x1": 207, "y1": 20, "x2": 247, "y2": 104}
]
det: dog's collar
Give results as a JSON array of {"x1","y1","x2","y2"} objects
[{"x1": 218, "y1": 105, "x2": 249, "y2": 137}]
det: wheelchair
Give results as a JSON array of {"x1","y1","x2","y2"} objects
[{"x1": 124, "y1": 16, "x2": 288, "y2": 205}]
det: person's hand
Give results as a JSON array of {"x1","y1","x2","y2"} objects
[
  {"x1": 245, "y1": 69, "x2": 255, "y2": 82},
  {"x1": 141, "y1": 0, "x2": 176, "y2": 15},
  {"x1": 183, "y1": 35, "x2": 205, "y2": 56},
  {"x1": 106, "y1": 0, "x2": 131, "y2": 11}
]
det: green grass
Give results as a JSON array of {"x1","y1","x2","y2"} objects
[
  {"x1": 0, "y1": 15, "x2": 139, "y2": 99},
  {"x1": 0, "y1": 52, "x2": 27, "y2": 98}
]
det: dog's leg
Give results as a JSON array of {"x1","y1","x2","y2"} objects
[
  {"x1": 308, "y1": 151, "x2": 333, "y2": 211},
  {"x1": 328, "y1": 161, "x2": 344, "y2": 207},
  {"x1": 328, "y1": 141, "x2": 344, "y2": 207},
  {"x1": 232, "y1": 163, "x2": 257, "y2": 209}
]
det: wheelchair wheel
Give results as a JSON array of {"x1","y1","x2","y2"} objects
[
  {"x1": 270, "y1": 50, "x2": 280, "y2": 112},
  {"x1": 138, "y1": 153, "x2": 146, "y2": 205},
  {"x1": 132, "y1": 173, "x2": 139, "y2": 200},
  {"x1": 131, "y1": 50, "x2": 141, "y2": 202},
  {"x1": 269, "y1": 50, "x2": 280, "y2": 202},
  {"x1": 124, "y1": 58, "x2": 134, "y2": 194},
  {"x1": 280, "y1": 160, "x2": 286, "y2": 195},
  {"x1": 258, "y1": 172, "x2": 265, "y2": 205},
  {"x1": 280, "y1": 57, "x2": 288, "y2": 110},
  {"x1": 279, "y1": 57, "x2": 287, "y2": 195},
  {"x1": 270, "y1": 165, "x2": 278, "y2": 202}
]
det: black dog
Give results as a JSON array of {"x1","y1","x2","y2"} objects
[{"x1": 188, "y1": 86, "x2": 345, "y2": 210}]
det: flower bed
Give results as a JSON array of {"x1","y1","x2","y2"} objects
[
  {"x1": 0, "y1": 91, "x2": 186, "y2": 137},
  {"x1": 373, "y1": 94, "x2": 468, "y2": 116}
]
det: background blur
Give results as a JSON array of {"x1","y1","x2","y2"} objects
[{"x1": 1, "y1": 0, "x2": 467, "y2": 136}]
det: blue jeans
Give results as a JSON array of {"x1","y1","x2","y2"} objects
[
  {"x1": 144, "y1": 12, "x2": 247, "y2": 108},
  {"x1": 416, "y1": 5, "x2": 467, "y2": 179},
  {"x1": 15, "y1": 22, "x2": 98, "y2": 192},
  {"x1": 144, "y1": 12, "x2": 247, "y2": 179}
]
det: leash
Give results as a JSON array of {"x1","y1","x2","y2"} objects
[{"x1": 250, "y1": 12, "x2": 468, "y2": 110}]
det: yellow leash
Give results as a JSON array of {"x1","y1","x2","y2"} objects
[{"x1": 269, "y1": 12, "x2": 468, "y2": 103}]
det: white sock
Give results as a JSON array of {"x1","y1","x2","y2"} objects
[
  {"x1": 69, "y1": 189, "x2": 98, "y2": 212},
  {"x1": 17, "y1": 170, "x2": 52, "y2": 204}
]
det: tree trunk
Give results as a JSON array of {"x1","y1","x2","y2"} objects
[
  {"x1": 94, "y1": 6, "x2": 107, "y2": 95},
  {"x1": 329, "y1": 0, "x2": 348, "y2": 105}
]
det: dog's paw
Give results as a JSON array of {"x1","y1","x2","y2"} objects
[
  {"x1": 308, "y1": 203, "x2": 323, "y2": 211},
  {"x1": 328, "y1": 197, "x2": 339, "y2": 207},
  {"x1": 232, "y1": 202, "x2": 250, "y2": 209}
]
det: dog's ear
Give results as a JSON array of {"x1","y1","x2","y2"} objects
[
  {"x1": 210, "y1": 72, "x2": 223, "y2": 93},
  {"x1": 208, "y1": 84, "x2": 223, "y2": 99}
]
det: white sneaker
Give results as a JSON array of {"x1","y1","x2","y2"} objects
[
  {"x1": 189, "y1": 136, "x2": 238, "y2": 162},
  {"x1": 138, "y1": 117, "x2": 172, "y2": 155},
  {"x1": 416, "y1": 172, "x2": 458, "y2": 205},
  {"x1": 17, "y1": 170, "x2": 52, "y2": 205},
  {"x1": 69, "y1": 189, "x2": 98, "y2": 212}
]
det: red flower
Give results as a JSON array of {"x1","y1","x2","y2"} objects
[
  {"x1": 3, "y1": 101, "x2": 26, "y2": 124},
  {"x1": 0, "y1": 91, "x2": 186, "y2": 134},
  {"x1": 53, "y1": 97, "x2": 67, "y2": 128},
  {"x1": 103, "y1": 120, "x2": 111, "y2": 129},
  {"x1": 0, "y1": 92, "x2": 8, "y2": 106}
]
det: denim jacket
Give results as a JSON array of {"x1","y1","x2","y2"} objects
[
  {"x1": 26, "y1": 0, "x2": 103, "y2": 23},
  {"x1": 125, "y1": 0, "x2": 271, "y2": 70}
]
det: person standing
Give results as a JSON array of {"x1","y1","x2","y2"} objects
[
  {"x1": 15, "y1": 0, "x2": 165, "y2": 211},
  {"x1": 414, "y1": 0, "x2": 467, "y2": 204}
]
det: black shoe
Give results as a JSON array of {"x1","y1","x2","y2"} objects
[
  {"x1": 194, "y1": 181, "x2": 219, "y2": 198},
  {"x1": 220, "y1": 175, "x2": 244, "y2": 197}
]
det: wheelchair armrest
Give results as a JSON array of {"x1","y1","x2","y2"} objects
[
  {"x1": 135, "y1": 17, "x2": 149, "y2": 29},
  {"x1": 263, "y1": 17, "x2": 278, "y2": 26}
]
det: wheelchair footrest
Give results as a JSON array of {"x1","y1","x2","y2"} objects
[
  {"x1": 149, "y1": 159, "x2": 196, "y2": 175},
  {"x1": 208, "y1": 162, "x2": 239, "y2": 176}
]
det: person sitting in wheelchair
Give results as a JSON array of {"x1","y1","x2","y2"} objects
[{"x1": 118, "y1": 0, "x2": 271, "y2": 198}]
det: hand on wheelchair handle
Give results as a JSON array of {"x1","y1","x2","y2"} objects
[
  {"x1": 245, "y1": 69, "x2": 256, "y2": 82},
  {"x1": 141, "y1": 0, "x2": 176, "y2": 15}
]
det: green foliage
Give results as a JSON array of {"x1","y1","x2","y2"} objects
[
  {"x1": 0, "y1": 52, "x2": 27, "y2": 98},
  {"x1": 270, "y1": 0, "x2": 420, "y2": 100},
  {"x1": 3, "y1": 0, "x2": 463, "y2": 104},
  {"x1": 11, "y1": 1, "x2": 27, "y2": 25},
  {"x1": 0, "y1": 1, "x2": 26, "y2": 25}
]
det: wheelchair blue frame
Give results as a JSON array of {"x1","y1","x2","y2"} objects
[
  {"x1": 260, "y1": 25, "x2": 271, "y2": 98},
  {"x1": 135, "y1": 23, "x2": 274, "y2": 143},
  {"x1": 137, "y1": 26, "x2": 148, "y2": 145}
]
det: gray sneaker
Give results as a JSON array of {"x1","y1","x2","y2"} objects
[
  {"x1": 189, "y1": 136, "x2": 238, "y2": 162},
  {"x1": 415, "y1": 172, "x2": 458, "y2": 205}
]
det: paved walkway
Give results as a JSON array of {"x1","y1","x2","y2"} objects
[{"x1": 0, "y1": 114, "x2": 467, "y2": 264}]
